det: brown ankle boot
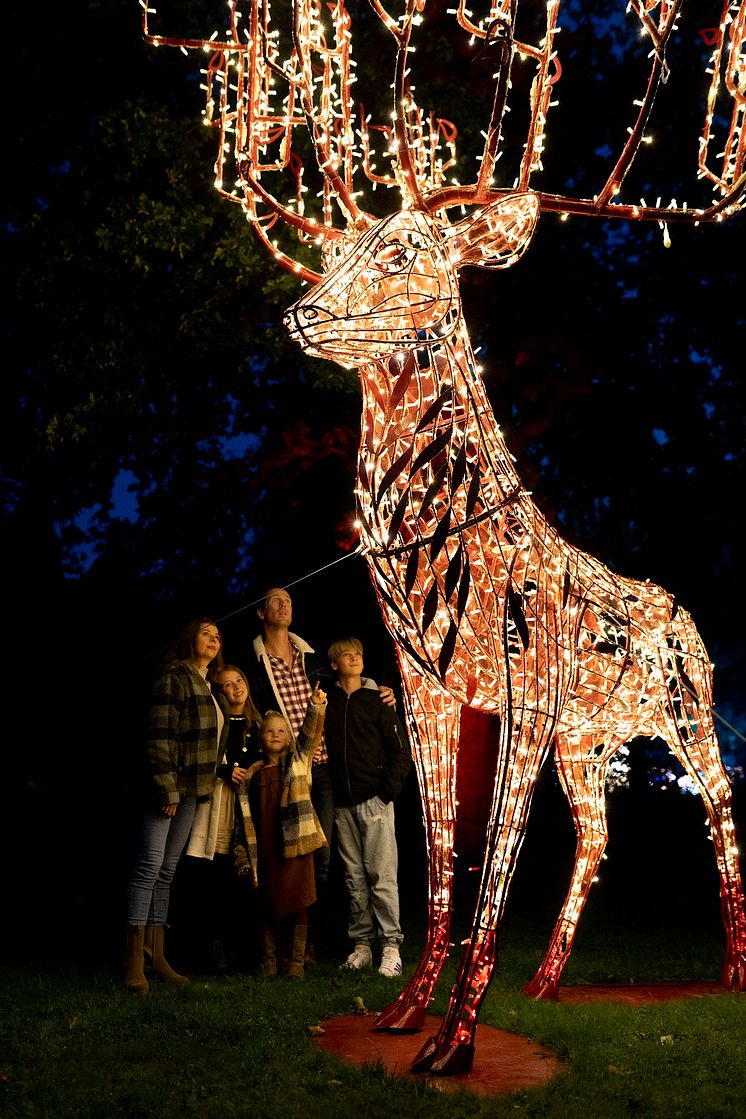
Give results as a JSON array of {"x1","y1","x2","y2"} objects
[
  {"x1": 146, "y1": 924, "x2": 190, "y2": 985},
  {"x1": 124, "y1": 926, "x2": 149, "y2": 994},
  {"x1": 258, "y1": 925, "x2": 277, "y2": 976},
  {"x1": 285, "y1": 924, "x2": 306, "y2": 980}
]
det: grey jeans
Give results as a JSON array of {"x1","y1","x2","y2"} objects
[{"x1": 334, "y1": 796, "x2": 403, "y2": 948}]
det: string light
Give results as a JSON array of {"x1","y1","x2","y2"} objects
[{"x1": 142, "y1": 0, "x2": 746, "y2": 1078}]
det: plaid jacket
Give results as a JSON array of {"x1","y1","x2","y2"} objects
[
  {"x1": 146, "y1": 662, "x2": 229, "y2": 807},
  {"x1": 234, "y1": 699, "x2": 327, "y2": 888}
]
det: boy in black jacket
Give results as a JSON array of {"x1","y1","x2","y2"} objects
[{"x1": 324, "y1": 638, "x2": 411, "y2": 977}]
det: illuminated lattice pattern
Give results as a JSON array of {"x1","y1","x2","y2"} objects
[{"x1": 142, "y1": 0, "x2": 746, "y2": 1076}]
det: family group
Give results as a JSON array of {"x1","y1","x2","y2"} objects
[{"x1": 123, "y1": 588, "x2": 412, "y2": 993}]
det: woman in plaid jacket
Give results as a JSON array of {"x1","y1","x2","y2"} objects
[{"x1": 124, "y1": 617, "x2": 229, "y2": 993}]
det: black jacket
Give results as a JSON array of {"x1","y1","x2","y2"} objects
[{"x1": 325, "y1": 682, "x2": 410, "y2": 807}]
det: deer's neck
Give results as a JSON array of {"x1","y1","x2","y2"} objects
[{"x1": 356, "y1": 324, "x2": 522, "y2": 551}]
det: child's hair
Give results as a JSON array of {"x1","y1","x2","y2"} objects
[
  {"x1": 328, "y1": 636, "x2": 363, "y2": 664},
  {"x1": 259, "y1": 709, "x2": 294, "y2": 752}
]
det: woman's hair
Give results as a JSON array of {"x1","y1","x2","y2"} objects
[
  {"x1": 216, "y1": 664, "x2": 262, "y2": 725},
  {"x1": 259, "y1": 709, "x2": 294, "y2": 753},
  {"x1": 161, "y1": 616, "x2": 225, "y2": 675}
]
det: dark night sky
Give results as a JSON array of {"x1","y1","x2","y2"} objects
[{"x1": 4, "y1": 1, "x2": 745, "y2": 772}]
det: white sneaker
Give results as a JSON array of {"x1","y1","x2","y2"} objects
[
  {"x1": 378, "y1": 946, "x2": 402, "y2": 978},
  {"x1": 342, "y1": 944, "x2": 373, "y2": 970}
]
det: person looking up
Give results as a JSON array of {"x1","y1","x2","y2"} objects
[
  {"x1": 324, "y1": 637, "x2": 411, "y2": 979},
  {"x1": 124, "y1": 617, "x2": 228, "y2": 993},
  {"x1": 181, "y1": 664, "x2": 262, "y2": 973},
  {"x1": 246, "y1": 586, "x2": 397, "y2": 962},
  {"x1": 215, "y1": 664, "x2": 262, "y2": 777},
  {"x1": 234, "y1": 686, "x2": 328, "y2": 979}
]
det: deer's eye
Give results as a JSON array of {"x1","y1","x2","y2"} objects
[{"x1": 373, "y1": 239, "x2": 415, "y2": 273}]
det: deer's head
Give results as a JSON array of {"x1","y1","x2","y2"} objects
[{"x1": 283, "y1": 193, "x2": 539, "y2": 363}]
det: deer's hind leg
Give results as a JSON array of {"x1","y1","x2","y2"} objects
[
  {"x1": 655, "y1": 633, "x2": 746, "y2": 990},
  {"x1": 374, "y1": 664, "x2": 462, "y2": 1031},
  {"x1": 523, "y1": 732, "x2": 620, "y2": 1000}
]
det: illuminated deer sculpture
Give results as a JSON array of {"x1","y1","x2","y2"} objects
[{"x1": 143, "y1": 0, "x2": 746, "y2": 1074}]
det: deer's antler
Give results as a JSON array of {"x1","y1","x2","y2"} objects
[{"x1": 142, "y1": 0, "x2": 745, "y2": 274}]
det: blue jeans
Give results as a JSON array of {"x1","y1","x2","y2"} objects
[
  {"x1": 310, "y1": 762, "x2": 334, "y2": 893},
  {"x1": 334, "y1": 796, "x2": 403, "y2": 948},
  {"x1": 126, "y1": 797, "x2": 196, "y2": 926}
]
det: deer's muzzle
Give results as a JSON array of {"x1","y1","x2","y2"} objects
[{"x1": 283, "y1": 304, "x2": 335, "y2": 351}]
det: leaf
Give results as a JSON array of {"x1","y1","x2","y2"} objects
[
  {"x1": 443, "y1": 543, "x2": 464, "y2": 602},
  {"x1": 450, "y1": 441, "x2": 468, "y2": 492},
  {"x1": 507, "y1": 585, "x2": 531, "y2": 650},
  {"x1": 415, "y1": 387, "x2": 452, "y2": 433},
  {"x1": 374, "y1": 579, "x2": 414, "y2": 630},
  {"x1": 387, "y1": 352, "x2": 416, "y2": 410},
  {"x1": 307, "y1": 1024, "x2": 326, "y2": 1036},
  {"x1": 464, "y1": 464, "x2": 481, "y2": 520},
  {"x1": 374, "y1": 446, "x2": 414, "y2": 509},
  {"x1": 360, "y1": 431, "x2": 373, "y2": 476},
  {"x1": 410, "y1": 427, "x2": 451, "y2": 476},
  {"x1": 355, "y1": 506, "x2": 377, "y2": 541},
  {"x1": 419, "y1": 462, "x2": 448, "y2": 519},
  {"x1": 438, "y1": 620, "x2": 459, "y2": 679},
  {"x1": 456, "y1": 559, "x2": 472, "y2": 618},
  {"x1": 428, "y1": 506, "x2": 452, "y2": 562},
  {"x1": 422, "y1": 582, "x2": 440, "y2": 634},
  {"x1": 404, "y1": 542, "x2": 422, "y2": 598},
  {"x1": 387, "y1": 488, "x2": 412, "y2": 544}
]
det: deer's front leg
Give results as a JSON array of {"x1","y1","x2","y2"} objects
[
  {"x1": 411, "y1": 714, "x2": 555, "y2": 1074},
  {"x1": 374, "y1": 666, "x2": 461, "y2": 1032}
]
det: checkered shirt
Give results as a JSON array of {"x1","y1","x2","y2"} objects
[{"x1": 267, "y1": 645, "x2": 328, "y2": 765}]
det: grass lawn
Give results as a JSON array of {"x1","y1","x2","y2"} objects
[
  {"x1": 3, "y1": 780, "x2": 744, "y2": 1117},
  {"x1": 2, "y1": 921, "x2": 744, "y2": 1119}
]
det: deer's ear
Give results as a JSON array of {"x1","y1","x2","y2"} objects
[{"x1": 444, "y1": 192, "x2": 539, "y2": 270}]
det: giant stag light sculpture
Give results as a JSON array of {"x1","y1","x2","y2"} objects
[{"x1": 142, "y1": 0, "x2": 746, "y2": 1074}]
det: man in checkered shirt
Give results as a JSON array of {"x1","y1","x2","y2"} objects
[{"x1": 247, "y1": 587, "x2": 396, "y2": 960}]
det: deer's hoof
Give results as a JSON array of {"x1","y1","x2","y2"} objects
[
  {"x1": 410, "y1": 1036, "x2": 475, "y2": 1076},
  {"x1": 429, "y1": 1041, "x2": 476, "y2": 1076},
  {"x1": 521, "y1": 978, "x2": 560, "y2": 1001},
  {"x1": 410, "y1": 1035, "x2": 438, "y2": 1072},
  {"x1": 374, "y1": 1002, "x2": 426, "y2": 1031}
]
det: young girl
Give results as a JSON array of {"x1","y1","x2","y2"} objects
[
  {"x1": 183, "y1": 665, "x2": 262, "y2": 973},
  {"x1": 234, "y1": 684, "x2": 327, "y2": 978},
  {"x1": 215, "y1": 664, "x2": 263, "y2": 777}
]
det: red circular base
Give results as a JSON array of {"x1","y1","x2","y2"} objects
[
  {"x1": 557, "y1": 981, "x2": 726, "y2": 1005},
  {"x1": 314, "y1": 1013, "x2": 562, "y2": 1096},
  {"x1": 314, "y1": 985, "x2": 729, "y2": 1096}
]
